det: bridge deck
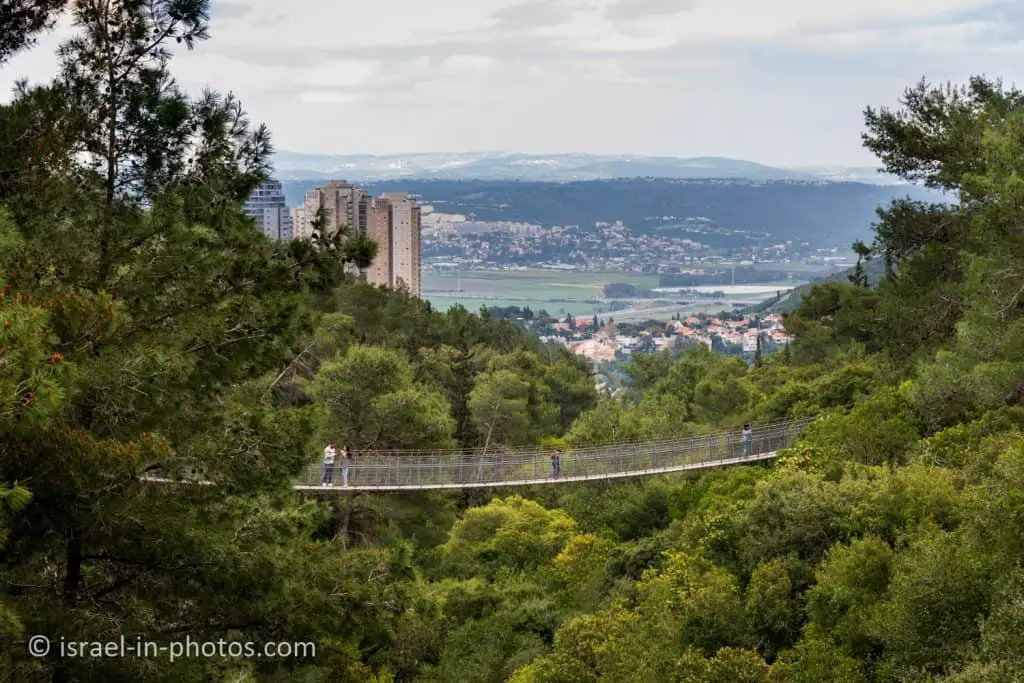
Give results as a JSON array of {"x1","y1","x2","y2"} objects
[
  {"x1": 296, "y1": 450, "x2": 781, "y2": 492},
  {"x1": 292, "y1": 419, "x2": 812, "y2": 493}
]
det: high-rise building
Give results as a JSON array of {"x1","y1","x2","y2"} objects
[
  {"x1": 290, "y1": 207, "x2": 309, "y2": 240},
  {"x1": 298, "y1": 180, "x2": 421, "y2": 297},
  {"x1": 366, "y1": 197, "x2": 392, "y2": 288},
  {"x1": 367, "y1": 192, "x2": 422, "y2": 297},
  {"x1": 302, "y1": 180, "x2": 368, "y2": 238},
  {"x1": 243, "y1": 179, "x2": 292, "y2": 240}
]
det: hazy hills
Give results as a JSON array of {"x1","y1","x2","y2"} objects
[
  {"x1": 273, "y1": 151, "x2": 899, "y2": 185},
  {"x1": 281, "y1": 178, "x2": 944, "y2": 249}
]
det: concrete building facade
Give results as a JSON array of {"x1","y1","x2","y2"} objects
[
  {"x1": 290, "y1": 207, "x2": 308, "y2": 240},
  {"x1": 302, "y1": 180, "x2": 368, "y2": 238},
  {"x1": 366, "y1": 197, "x2": 392, "y2": 288},
  {"x1": 296, "y1": 181, "x2": 421, "y2": 297},
  {"x1": 387, "y1": 192, "x2": 422, "y2": 296},
  {"x1": 366, "y1": 192, "x2": 422, "y2": 296},
  {"x1": 243, "y1": 180, "x2": 292, "y2": 240}
]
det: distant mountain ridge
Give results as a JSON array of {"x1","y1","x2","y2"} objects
[{"x1": 273, "y1": 151, "x2": 899, "y2": 185}]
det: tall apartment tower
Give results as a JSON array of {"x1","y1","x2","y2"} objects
[
  {"x1": 290, "y1": 207, "x2": 308, "y2": 240},
  {"x1": 242, "y1": 179, "x2": 292, "y2": 240},
  {"x1": 367, "y1": 192, "x2": 422, "y2": 297},
  {"x1": 301, "y1": 180, "x2": 369, "y2": 238},
  {"x1": 366, "y1": 197, "x2": 392, "y2": 287}
]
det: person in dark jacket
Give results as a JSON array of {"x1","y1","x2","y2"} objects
[{"x1": 341, "y1": 444, "x2": 353, "y2": 487}]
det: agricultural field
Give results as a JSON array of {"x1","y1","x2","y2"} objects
[
  {"x1": 422, "y1": 269, "x2": 808, "y2": 319},
  {"x1": 422, "y1": 270, "x2": 658, "y2": 316}
]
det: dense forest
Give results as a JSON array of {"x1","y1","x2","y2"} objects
[
  {"x1": 3, "y1": 3, "x2": 1024, "y2": 683},
  {"x1": 283, "y1": 178, "x2": 943, "y2": 249}
]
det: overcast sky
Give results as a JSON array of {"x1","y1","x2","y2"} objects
[{"x1": 1, "y1": 0, "x2": 1022, "y2": 167}]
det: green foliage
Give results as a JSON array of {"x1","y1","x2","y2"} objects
[
  {"x1": 309, "y1": 344, "x2": 456, "y2": 450},
  {"x1": 468, "y1": 368, "x2": 537, "y2": 449},
  {"x1": 0, "y1": 1, "x2": 66, "y2": 63},
  {"x1": 802, "y1": 388, "x2": 919, "y2": 466},
  {"x1": 745, "y1": 558, "x2": 799, "y2": 659},
  {"x1": 441, "y1": 496, "x2": 577, "y2": 579},
  {"x1": 868, "y1": 526, "x2": 994, "y2": 677},
  {"x1": 373, "y1": 72, "x2": 1024, "y2": 683},
  {"x1": 6, "y1": 21, "x2": 1024, "y2": 682},
  {"x1": 805, "y1": 536, "x2": 893, "y2": 658},
  {"x1": 783, "y1": 282, "x2": 882, "y2": 363}
]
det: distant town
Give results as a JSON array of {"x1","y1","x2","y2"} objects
[
  {"x1": 421, "y1": 213, "x2": 852, "y2": 276},
  {"x1": 243, "y1": 178, "x2": 800, "y2": 366},
  {"x1": 486, "y1": 305, "x2": 792, "y2": 365}
]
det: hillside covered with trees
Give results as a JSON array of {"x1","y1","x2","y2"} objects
[
  {"x1": 282, "y1": 178, "x2": 944, "y2": 250},
  {"x1": 3, "y1": 4, "x2": 1024, "y2": 683}
]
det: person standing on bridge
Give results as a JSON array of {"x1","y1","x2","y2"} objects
[
  {"x1": 742, "y1": 424, "x2": 752, "y2": 457},
  {"x1": 322, "y1": 442, "x2": 336, "y2": 487},
  {"x1": 551, "y1": 449, "x2": 562, "y2": 479},
  {"x1": 341, "y1": 444, "x2": 353, "y2": 487}
]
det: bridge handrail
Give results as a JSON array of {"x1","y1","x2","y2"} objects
[
  {"x1": 144, "y1": 417, "x2": 815, "y2": 491},
  {"x1": 292, "y1": 417, "x2": 815, "y2": 489},
  {"x1": 336, "y1": 418, "x2": 812, "y2": 458}
]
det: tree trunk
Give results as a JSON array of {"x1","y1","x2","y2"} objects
[
  {"x1": 53, "y1": 527, "x2": 83, "y2": 683},
  {"x1": 98, "y1": 55, "x2": 117, "y2": 286},
  {"x1": 62, "y1": 527, "x2": 82, "y2": 607}
]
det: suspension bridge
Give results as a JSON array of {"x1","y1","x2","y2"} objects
[
  {"x1": 286, "y1": 418, "x2": 814, "y2": 492},
  {"x1": 144, "y1": 419, "x2": 812, "y2": 492}
]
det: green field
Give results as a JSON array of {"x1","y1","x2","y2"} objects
[
  {"x1": 422, "y1": 270, "x2": 660, "y2": 317},
  {"x1": 422, "y1": 269, "x2": 809, "y2": 319},
  {"x1": 424, "y1": 270, "x2": 661, "y2": 296}
]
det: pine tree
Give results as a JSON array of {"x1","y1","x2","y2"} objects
[
  {"x1": 309, "y1": 206, "x2": 378, "y2": 269},
  {"x1": 59, "y1": 0, "x2": 219, "y2": 284},
  {"x1": 0, "y1": 0, "x2": 67, "y2": 63},
  {"x1": 0, "y1": 3, "x2": 354, "y2": 679},
  {"x1": 848, "y1": 240, "x2": 872, "y2": 288}
]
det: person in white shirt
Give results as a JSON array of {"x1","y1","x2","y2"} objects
[
  {"x1": 742, "y1": 425, "x2": 752, "y2": 457},
  {"x1": 321, "y1": 442, "x2": 336, "y2": 487}
]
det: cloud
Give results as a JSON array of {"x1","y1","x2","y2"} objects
[
  {"x1": 210, "y1": 1, "x2": 252, "y2": 21},
  {"x1": 441, "y1": 55, "x2": 498, "y2": 73},
  {"x1": 953, "y1": 0, "x2": 1024, "y2": 42},
  {"x1": 293, "y1": 61, "x2": 380, "y2": 88},
  {"x1": 570, "y1": 59, "x2": 644, "y2": 83},
  {"x1": 605, "y1": 0, "x2": 696, "y2": 21},
  {"x1": 298, "y1": 91, "x2": 367, "y2": 105},
  {"x1": 492, "y1": 1, "x2": 575, "y2": 31},
  {"x1": 802, "y1": 20, "x2": 996, "y2": 50},
  {"x1": 201, "y1": 0, "x2": 510, "y2": 54},
  {"x1": 2, "y1": 0, "x2": 1023, "y2": 167}
]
